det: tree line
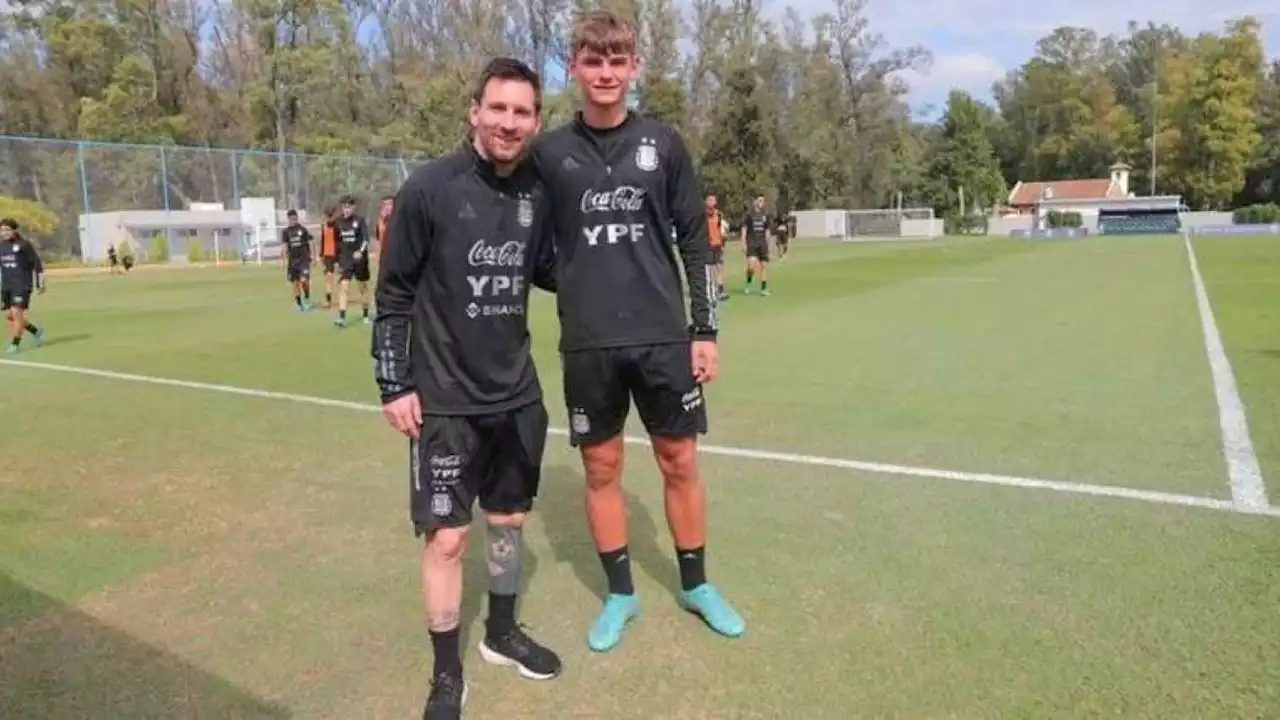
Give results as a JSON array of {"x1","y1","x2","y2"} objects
[{"x1": 1, "y1": 1, "x2": 1277, "y2": 254}]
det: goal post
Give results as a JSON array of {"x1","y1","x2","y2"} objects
[{"x1": 841, "y1": 208, "x2": 940, "y2": 241}]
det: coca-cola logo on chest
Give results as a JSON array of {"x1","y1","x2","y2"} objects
[
  {"x1": 580, "y1": 186, "x2": 647, "y2": 214},
  {"x1": 468, "y1": 240, "x2": 525, "y2": 267}
]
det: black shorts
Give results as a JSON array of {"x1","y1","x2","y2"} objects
[
  {"x1": 562, "y1": 342, "x2": 707, "y2": 446},
  {"x1": 410, "y1": 401, "x2": 549, "y2": 535},
  {"x1": 340, "y1": 258, "x2": 370, "y2": 282},
  {"x1": 287, "y1": 260, "x2": 310, "y2": 282},
  {"x1": 709, "y1": 246, "x2": 724, "y2": 265},
  {"x1": 747, "y1": 240, "x2": 770, "y2": 262},
  {"x1": 1, "y1": 289, "x2": 31, "y2": 311},
  {"x1": 322, "y1": 256, "x2": 338, "y2": 274}
]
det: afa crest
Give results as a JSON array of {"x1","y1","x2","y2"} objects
[{"x1": 634, "y1": 139, "x2": 659, "y2": 172}]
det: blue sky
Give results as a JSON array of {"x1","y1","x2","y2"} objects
[{"x1": 785, "y1": 0, "x2": 1280, "y2": 116}]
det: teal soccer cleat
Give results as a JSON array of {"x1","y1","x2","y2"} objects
[
  {"x1": 587, "y1": 593, "x2": 641, "y2": 652},
  {"x1": 679, "y1": 583, "x2": 745, "y2": 638}
]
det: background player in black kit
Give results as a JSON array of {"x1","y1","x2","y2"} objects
[
  {"x1": 373, "y1": 57, "x2": 560, "y2": 720},
  {"x1": 280, "y1": 209, "x2": 314, "y2": 311},
  {"x1": 532, "y1": 9, "x2": 744, "y2": 654},
  {"x1": 332, "y1": 196, "x2": 371, "y2": 327},
  {"x1": 0, "y1": 218, "x2": 46, "y2": 354},
  {"x1": 742, "y1": 194, "x2": 772, "y2": 295}
]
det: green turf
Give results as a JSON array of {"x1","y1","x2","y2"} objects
[{"x1": 1, "y1": 236, "x2": 1277, "y2": 718}]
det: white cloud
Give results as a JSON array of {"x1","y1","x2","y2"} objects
[{"x1": 898, "y1": 52, "x2": 1006, "y2": 100}]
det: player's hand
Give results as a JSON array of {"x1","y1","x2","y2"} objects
[
  {"x1": 354, "y1": 251, "x2": 363, "y2": 261},
  {"x1": 382, "y1": 393, "x2": 422, "y2": 439},
  {"x1": 691, "y1": 340, "x2": 719, "y2": 384}
]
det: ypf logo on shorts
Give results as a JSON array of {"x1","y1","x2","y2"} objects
[
  {"x1": 681, "y1": 388, "x2": 703, "y2": 412},
  {"x1": 430, "y1": 454, "x2": 463, "y2": 485}
]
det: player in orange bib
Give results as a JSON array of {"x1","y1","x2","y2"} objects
[{"x1": 319, "y1": 207, "x2": 339, "y2": 308}]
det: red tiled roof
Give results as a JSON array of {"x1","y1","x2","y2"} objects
[{"x1": 1009, "y1": 179, "x2": 1117, "y2": 206}]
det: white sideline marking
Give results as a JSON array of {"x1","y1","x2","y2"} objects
[
  {"x1": 3, "y1": 357, "x2": 1278, "y2": 519},
  {"x1": 1183, "y1": 235, "x2": 1270, "y2": 513}
]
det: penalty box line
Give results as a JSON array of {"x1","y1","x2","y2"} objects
[{"x1": 3, "y1": 357, "x2": 1277, "y2": 520}]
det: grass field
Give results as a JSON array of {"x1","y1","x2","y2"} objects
[{"x1": 1, "y1": 235, "x2": 1278, "y2": 719}]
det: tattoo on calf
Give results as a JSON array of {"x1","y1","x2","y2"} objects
[{"x1": 486, "y1": 523, "x2": 522, "y2": 596}]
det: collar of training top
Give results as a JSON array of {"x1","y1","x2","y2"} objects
[
  {"x1": 572, "y1": 109, "x2": 636, "y2": 136},
  {"x1": 462, "y1": 137, "x2": 525, "y2": 186}
]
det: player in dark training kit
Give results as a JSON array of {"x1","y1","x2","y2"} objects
[
  {"x1": 373, "y1": 58, "x2": 561, "y2": 720},
  {"x1": 742, "y1": 194, "x2": 772, "y2": 295},
  {"x1": 280, "y1": 209, "x2": 314, "y2": 311},
  {"x1": 532, "y1": 10, "x2": 744, "y2": 653},
  {"x1": 332, "y1": 196, "x2": 372, "y2": 327},
  {"x1": 0, "y1": 218, "x2": 46, "y2": 354}
]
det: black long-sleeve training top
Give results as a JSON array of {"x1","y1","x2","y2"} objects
[
  {"x1": 531, "y1": 112, "x2": 716, "y2": 352},
  {"x1": 371, "y1": 142, "x2": 556, "y2": 414},
  {"x1": 0, "y1": 234, "x2": 44, "y2": 290},
  {"x1": 333, "y1": 214, "x2": 368, "y2": 261}
]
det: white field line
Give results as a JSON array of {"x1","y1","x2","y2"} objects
[
  {"x1": 3, "y1": 357, "x2": 1278, "y2": 519},
  {"x1": 1183, "y1": 235, "x2": 1270, "y2": 514}
]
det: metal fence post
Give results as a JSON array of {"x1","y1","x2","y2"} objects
[
  {"x1": 77, "y1": 141, "x2": 91, "y2": 260},
  {"x1": 230, "y1": 150, "x2": 240, "y2": 210}
]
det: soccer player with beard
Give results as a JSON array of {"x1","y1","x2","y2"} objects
[
  {"x1": 531, "y1": 9, "x2": 744, "y2": 653},
  {"x1": 332, "y1": 195, "x2": 372, "y2": 328},
  {"x1": 373, "y1": 57, "x2": 560, "y2": 720},
  {"x1": 742, "y1": 194, "x2": 772, "y2": 295},
  {"x1": 0, "y1": 218, "x2": 45, "y2": 354},
  {"x1": 280, "y1": 209, "x2": 314, "y2": 311}
]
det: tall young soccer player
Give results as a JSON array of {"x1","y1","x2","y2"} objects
[
  {"x1": 742, "y1": 194, "x2": 772, "y2": 295},
  {"x1": 0, "y1": 218, "x2": 46, "y2": 354},
  {"x1": 281, "y1": 209, "x2": 314, "y2": 310},
  {"x1": 531, "y1": 9, "x2": 744, "y2": 653},
  {"x1": 332, "y1": 196, "x2": 371, "y2": 328},
  {"x1": 374, "y1": 57, "x2": 561, "y2": 720},
  {"x1": 374, "y1": 195, "x2": 394, "y2": 260},
  {"x1": 706, "y1": 194, "x2": 727, "y2": 301},
  {"x1": 320, "y1": 207, "x2": 339, "y2": 308}
]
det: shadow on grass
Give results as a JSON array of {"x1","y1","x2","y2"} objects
[
  {"x1": 0, "y1": 572, "x2": 289, "y2": 719},
  {"x1": 538, "y1": 463, "x2": 683, "y2": 603},
  {"x1": 33, "y1": 332, "x2": 92, "y2": 349},
  {"x1": 1260, "y1": 349, "x2": 1280, "y2": 360}
]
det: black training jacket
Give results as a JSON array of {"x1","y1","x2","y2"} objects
[
  {"x1": 281, "y1": 224, "x2": 313, "y2": 263},
  {"x1": 531, "y1": 112, "x2": 716, "y2": 352},
  {"x1": 333, "y1": 214, "x2": 368, "y2": 262},
  {"x1": 0, "y1": 235, "x2": 44, "y2": 290},
  {"x1": 371, "y1": 142, "x2": 555, "y2": 415}
]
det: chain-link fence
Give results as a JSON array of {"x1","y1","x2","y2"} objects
[{"x1": 0, "y1": 134, "x2": 423, "y2": 259}]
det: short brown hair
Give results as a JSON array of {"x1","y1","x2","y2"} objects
[
  {"x1": 571, "y1": 9, "x2": 637, "y2": 57},
  {"x1": 473, "y1": 57, "x2": 542, "y2": 112}
]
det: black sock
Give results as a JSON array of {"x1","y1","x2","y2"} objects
[
  {"x1": 24, "y1": 323, "x2": 38, "y2": 335},
  {"x1": 677, "y1": 546, "x2": 707, "y2": 591},
  {"x1": 762, "y1": 280, "x2": 768, "y2": 291},
  {"x1": 325, "y1": 292, "x2": 332, "y2": 304},
  {"x1": 8, "y1": 336, "x2": 18, "y2": 347},
  {"x1": 599, "y1": 546, "x2": 635, "y2": 595},
  {"x1": 362, "y1": 306, "x2": 369, "y2": 319},
  {"x1": 339, "y1": 309, "x2": 346, "y2": 320},
  {"x1": 304, "y1": 288, "x2": 310, "y2": 300},
  {"x1": 294, "y1": 295, "x2": 301, "y2": 307},
  {"x1": 487, "y1": 592, "x2": 517, "y2": 636},
  {"x1": 746, "y1": 271, "x2": 754, "y2": 285},
  {"x1": 429, "y1": 627, "x2": 462, "y2": 677}
]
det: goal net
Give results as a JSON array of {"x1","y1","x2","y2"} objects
[{"x1": 841, "y1": 208, "x2": 939, "y2": 241}]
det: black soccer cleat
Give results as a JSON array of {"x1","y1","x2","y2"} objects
[
  {"x1": 478, "y1": 626, "x2": 563, "y2": 681},
  {"x1": 422, "y1": 671, "x2": 467, "y2": 720}
]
